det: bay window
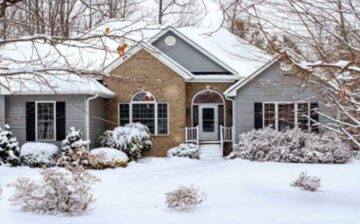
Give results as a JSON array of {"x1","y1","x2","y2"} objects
[{"x1": 118, "y1": 91, "x2": 169, "y2": 135}]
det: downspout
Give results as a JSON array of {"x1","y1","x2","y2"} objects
[
  {"x1": 225, "y1": 95, "x2": 236, "y2": 147},
  {"x1": 86, "y1": 94, "x2": 99, "y2": 149}
]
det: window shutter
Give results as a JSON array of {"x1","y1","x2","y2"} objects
[
  {"x1": 26, "y1": 102, "x2": 36, "y2": 141},
  {"x1": 56, "y1": 102, "x2": 66, "y2": 141},
  {"x1": 310, "y1": 102, "x2": 319, "y2": 133},
  {"x1": 254, "y1": 103, "x2": 263, "y2": 129},
  {"x1": 192, "y1": 105, "x2": 199, "y2": 127}
]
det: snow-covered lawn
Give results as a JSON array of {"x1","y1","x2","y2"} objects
[{"x1": 1, "y1": 158, "x2": 360, "y2": 224}]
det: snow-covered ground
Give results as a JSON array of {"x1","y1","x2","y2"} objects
[{"x1": 1, "y1": 158, "x2": 360, "y2": 224}]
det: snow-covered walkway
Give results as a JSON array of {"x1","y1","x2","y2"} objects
[
  {"x1": 1, "y1": 158, "x2": 359, "y2": 224},
  {"x1": 199, "y1": 144, "x2": 223, "y2": 160}
]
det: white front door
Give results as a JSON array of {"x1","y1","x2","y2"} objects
[{"x1": 199, "y1": 105, "x2": 218, "y2": 141}]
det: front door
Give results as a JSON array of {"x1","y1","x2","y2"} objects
[{"x1": 199, "y1": 105, "x2": 218, "y2": 141}]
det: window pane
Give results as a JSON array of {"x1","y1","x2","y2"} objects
[
  {"x1": 298, "y1": 103, "x2": 309, "y2": 132},
  {"x1": 37, "y1": 102, "x2": 55, "y2": 140},
  {"x1": 132, "y1": 104, "x2": 155, "y2": 134},
  {"x1": 158, "y1": 103, "x2": 168, "y2": 134},
  {"x1": 119, "y1": 103, "x2": 130, "y2": 126},
  {"x1": 278, "y1": 104, "x2": 295, "y2": 131},
  {"x1": 264, "y1": 103, "x2": 275, "y2": 128},
  {"x1": 132, "y1": 92, "x2": 155, "y2": 102},
  {"x1": 202, "y1": 108, "x2": 215, "y2": 132}
]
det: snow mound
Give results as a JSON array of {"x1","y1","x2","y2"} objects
[
  {"x1": 90, "y1": 148, "x2": 129, "y2": 162},
  {"x1": 20, "y1": 142, "x2": 59, "y2": 167}
]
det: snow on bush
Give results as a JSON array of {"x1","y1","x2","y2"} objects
[
  {"x1": 0, "y1": 124, "x2": 20, "y2": 166},
  {"x1": 9, "y1": 166, "x2": 100, "y2": 215},
  {"x1": 88, "y1": 148, "x2": 128, "y2": 169},
  {"x1": 165, "y1": 185, "x2": 207, "y2": 212},
  {"x1": 228, "y1": 127, "x2": 352, "y2": 163},
  {"x1": 57, "y1": 127, "x2": 90, "y2": 167},
  {"x1": 99, "y1": 123, "x2": 152, "y2": 161},
  {"x1": 167, "y1": 143, "x2": 200, "y2": 159},
  {"x1": 20, "y1": 143, "x2": 59, "y2": 167},
  {"x1": 291, "y1": 172, "x2": 321, "y2": 192}
]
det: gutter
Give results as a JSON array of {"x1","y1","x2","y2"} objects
[{"x1": 85, "y1": 94, "x2": 99, "y2": 149}]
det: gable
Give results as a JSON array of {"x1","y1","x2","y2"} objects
[{"x1": 152, "y1": 31, "x2": 232, "y2": 75}]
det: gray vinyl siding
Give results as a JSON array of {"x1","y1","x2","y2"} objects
[
  {"x1": 88, "y1": 97, "x2": 107, "y2": 149},
  {"x1": 234, "y1": 62, "x2": 333, "y2": 138},
  {"x1": 153, "y1": 31, "x2": 230, "y2": 74},
  {"x1": 5, "y1": 95, "x2": 87, "y2": 147},
  {"x1": 0, "y1": 96, "x2": 5, "y2": 126}
]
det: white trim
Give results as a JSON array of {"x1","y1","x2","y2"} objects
[
  {"x1": 188, "y1": 75, "x2": 240, "y2": 83},
  {"x1": 104, "y1": 43, "x2": 194, "y2": 81},
  {"x1": 224, "y1": 57, "x2": 280, "y2": 97},
  {"x1": 149, "y1": 27, "x2": 239, "y2": 76},
  {"x1": 35, "y1": 101, "x2": 56, "y2": 142},
  {"x1": 190, "y1": 90, "x2": 226, "y2": 138},
  {"x1": 86, "y1": 94, "x2": 98, "y2": 148}
]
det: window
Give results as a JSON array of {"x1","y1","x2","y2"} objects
[
  {"x1": 118, "y1": 91, "x2": 169, "y2": 135},
  {"x1": 261, "y1": 102, "x2": 319, "y2": 132},
  {"x1": 36, "y1": 102, "x2": 56, "y2": 141}
]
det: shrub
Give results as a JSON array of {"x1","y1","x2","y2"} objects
[
  {"x1": 9, "y1": 166, "x2": 100, "y2": 215},
  {"x1": 291, "y1": 172, "x2": 321, "y2": 191},
  {"x1": 99, "y1": 123, "x2": 152, "y2": 161},
  {"x1": 88, "y1": 148, "x2": 128, "y2": 169},
  {"x1": 165, "y1": 185, "x2": 207, "y2": 212},
  {"x1": 0, "y1": 124, "x2": 20, "y2": 166},
  {"x1": 57, "y1": 127, "x2": 90, "y2": 167},
  {"x1": 228, "y1": 127, "x2": 352, "y2": 163},
  {"x1": 20, "y1": 143, "x2": 59, "y2": 167},
  {"x1": 167, "y1": 143, "x2": 200, "y2": 159}
]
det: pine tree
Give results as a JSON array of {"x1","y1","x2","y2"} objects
[{"x1": 0, "y1": 124, "x2": 20, "y2": 166}]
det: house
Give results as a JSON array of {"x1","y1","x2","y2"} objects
[
  {"x1": 0, "y1": 22, "x2": 330, "y2": 155},
  {"x1": 0, "y1": 74, "x2": 115, "y2": 148},
  {"x1": 102, "y1": 24, "x2": 330, "y2": 156}
]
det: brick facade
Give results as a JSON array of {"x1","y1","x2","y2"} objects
[{"x1": 105, "y1": 49, "x2": 234, "y2": 156}]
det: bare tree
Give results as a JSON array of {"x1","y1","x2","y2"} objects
[{"x1": 221, "y1": 0, "x2": 360, "y2": 149}]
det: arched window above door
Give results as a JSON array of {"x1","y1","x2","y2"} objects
[{"x1": 193, "y1": 90, "x2": 224, "y2": 104}]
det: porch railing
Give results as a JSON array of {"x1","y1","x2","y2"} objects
[
  {"x1": 220, "y1": 125, "x2": 233, "y2": 152},
  {"x1": 185, "y1": 126, "x2": 199, "y2": 146}
]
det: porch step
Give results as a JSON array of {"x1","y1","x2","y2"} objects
[
  {"x1": 200, "y1": 140, "x2": 221, "y2": 144},
  {"x1": 199, "y1": 144, "x2": 223, "y2": 160}
]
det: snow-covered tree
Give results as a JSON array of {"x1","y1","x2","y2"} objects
[
  {"x1": 99, "y1": 123, "x2": 152, "y2": 161},
  {"x1": 222, "y1": 0, "x2": 360, "y2": 149},
  {"x1": 0, "y1": 124, "x2": 20, "y2": 166},
  {"x1": 57, "y1": 127, "x2": 90, "y2": 167},
  {"x1": 9, "y1": 166, "x2": 100, "y2": 215}
]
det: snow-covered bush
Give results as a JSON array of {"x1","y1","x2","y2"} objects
[
  {"x1": 291, "y1": 172, "x2": 321, "y2": 192},
  {"x1": 9, "y1": 166, "x2": 100, "y2": 215},
  {"x1": 0, "y1": 124, "x2": 20, "y2": 166},
  {"x1": 228, "y1": 127, "x2": 352, "y2": 163},
  {"x1": 57, "y1": 127, "x2": 90, "y2": 167},
  {"x1": 167, "y1": 143, "x2": 200, "y2": 159},
  {"x1": 165, "y1": 185, "x2": 207, "y2": 212},
  {"x1": 20, "y1": 143, "x2": 59, "y2": 167},
  {"x1": 88, "y1": 148, "x2": 128, "y2": 169},
  {"x1": 99, "y1": 123, "x2": 152, "y2": 161}
]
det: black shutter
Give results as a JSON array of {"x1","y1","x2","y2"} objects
[
  {"x1": 56, "y1": 102, "x2": 66, "y2": 141},
  {"x1": 310, "y1": 102, "x2": 319, "y2": 133},
  {"x1": 26, "y1": 102, "x2": 36, "y2": 141},
  {"x1": 254, "y1": 103, "x2": 263, "y2": 129},
  {"x1": 192, "y1": 105, "x2": 198, "y2": 127}
]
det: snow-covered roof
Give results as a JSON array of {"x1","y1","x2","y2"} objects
[
  {"x1": 167, "y1": 26, "x2": 274, "y2": 78},
  {"x1": 0, "y1": 73, "x2": 115, "y2": 98},
  {"x1": 104, "y1": 23, "x2": 276, "y2": 80}
]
